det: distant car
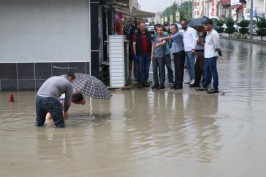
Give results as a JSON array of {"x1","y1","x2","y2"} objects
[{"x1": 147, "y1": 26, "x2": 155, "y2": 34}]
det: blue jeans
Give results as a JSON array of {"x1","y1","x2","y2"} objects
[
  {"x1": 152, "y1": 57, "x2": 166, "y2": 86},
  {"x1": 165, "y1": 54, "x2": 173, "y2": 83},
  {"x1": 35, "y1": 96, "x2": 65, "y2": 128},
  {"x1": 203, "y1": 56, "x2": 219, "y2": 89},
  {"x1": 185, "y1": 51, "x2": 196, "y2": 80},
  {"x1": 137, "y1": 53, "x2": 151, "y2": 83}
]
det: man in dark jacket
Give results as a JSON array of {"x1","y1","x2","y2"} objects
[
  {"x1": 133, "y1": 22, "x2": 153, "y2": 88},
  {"x1": 127, "y1": 19, "x2": 140, "y2": 81}
]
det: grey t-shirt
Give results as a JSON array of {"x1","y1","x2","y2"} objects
[
  {"x1": 153, "y1": 34, "x2": 166, "y2": 58},
  {"x1": 37, "y1": 75, "x2": 73, "y2": 112}
]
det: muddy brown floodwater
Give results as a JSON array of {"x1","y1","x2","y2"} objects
[{"x1": 0, "y1": 39, "x2": 266, "y2": 177}]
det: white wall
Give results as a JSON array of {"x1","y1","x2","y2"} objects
[
  {"x1": 0, "y1": 0, "x2": 90, "y2": 63},
  {"x1": 255, "y1": 0, "x2": 265, "y2": 15}
]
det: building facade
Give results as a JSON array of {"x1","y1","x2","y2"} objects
[
  {"x1": 193, "y1": 0, "x2": 265, "y2": 21},
  {"x1": 193, "y1": 0, "x2": 220, "y2": 18},
  {"x1": 0, "y1": 0, "x2": 104, "y2": 91}
]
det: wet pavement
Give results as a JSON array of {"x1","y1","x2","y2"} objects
[{"x1": 0, "y1": 39, "x2": 266, "y2": 177}]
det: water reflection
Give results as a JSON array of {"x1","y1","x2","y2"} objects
[
  {"x1": 1, "y1": 39, "x2": 266, "y2": 176},
  {"x1": 36, "y1": 128, "x2": 74, "y2": 160}
]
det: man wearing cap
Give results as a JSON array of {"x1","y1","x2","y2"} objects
[{"x1": 197, "y1": 19, "x2": 221, "y2": 93}]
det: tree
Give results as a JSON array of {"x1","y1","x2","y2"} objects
[
  {"x1": 178, "y1": 1, "x2": 192, "y2": 20},
  {"x1": 142, "y1": 18, "x2": 148, "y2": 23},
  {"x1": 160, "y1": 2, "x2": 178, "y2": 22},
  {"x1": 160, "y1": 1, "x2": 192, "y2": 23},
  {"x1": 256, "y1": 17, "x2": 266, "y2": 41},
  {"x1": 225, "y1": 18, "x2": 235, "y2": 37},
  {"x1": 216, "y1": 20, "x2": 224, "y2": 33},
  {"x1": 238, "y1": 20, "x2": 249, "y2": 38},
  {"x1": 171, "y1": 2, "x2": 178, "y2": 22}
]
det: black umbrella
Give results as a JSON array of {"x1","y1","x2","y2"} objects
[{"x1": 186, "y1": 17, "x2": 218, "y2": 29}]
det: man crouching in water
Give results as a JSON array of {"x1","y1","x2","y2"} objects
[
  {"x1": 35, "y1": 72, "x2": 75, "y2": 128},
  {"x1": 45, "y1": 92, "x2": 86, "y2": 122}
]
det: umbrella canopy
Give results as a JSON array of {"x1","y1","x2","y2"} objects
[
  {"x1": 186, "y1": 17, "x2": 209, "y2": 27},
  {"x1": 72, "y1": 73, "x2": 112, "y2": 100},
  {"x1": 186, "y1": 17, "x2": 218, "y2": 29}
]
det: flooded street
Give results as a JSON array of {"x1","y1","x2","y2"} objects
[{"x1": 1, "y1": 39, "x2": 266, "y2": 177}]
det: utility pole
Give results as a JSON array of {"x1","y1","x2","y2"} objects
[
  {"x1": 250, "y1": 0, "x2": 253, "y2": 39},
  {"x1": 264, "y1": 0, "x2": 266, "y2": 16}
]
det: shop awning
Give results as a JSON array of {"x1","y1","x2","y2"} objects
[
  {"x1": 115, "y1": 7, "x2": 155, "y2": 18},
  {"x1": 131, "y1": 8, "x2": 155, "y2": 18}
]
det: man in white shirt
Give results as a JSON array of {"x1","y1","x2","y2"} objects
[
  {"x1": 180, "y1": 19, "x2": 197, "y2": 86},
  {"x1": 197, "y1": 19, "x2": 221, "y2": 94}
]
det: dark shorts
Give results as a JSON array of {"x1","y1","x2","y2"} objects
[{"x1": 35, "y1": 96, "x2": 65, "y2": 128}]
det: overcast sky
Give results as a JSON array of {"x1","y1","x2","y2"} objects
[{"x1": 138, "y1": 0, "x2": 178, "y2": 13}]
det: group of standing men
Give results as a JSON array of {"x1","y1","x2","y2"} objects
[{"x1": 127, "y1": 18, "x2": 221, "y2": 94}]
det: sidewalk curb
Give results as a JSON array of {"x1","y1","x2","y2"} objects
[{"x1": 221, "y1": 35, "x2": 266, "y2": 45}]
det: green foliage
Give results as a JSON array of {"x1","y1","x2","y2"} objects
[
  {"x1": 142, "y1": 18, "x2": 148, "y2": 23},
  {"x1": 161, "y1": 2, "x2": 178, "y2": 20},
  {"x1": 256, "y1": 29, "x2": 266, "y2": 41},
  {"x1": 178, "y1": 1, "x2": 192, "y2": 20},
  {"x1": 256, "y1": 17, "x2": 266, "y2": 40},
  {"x1": 225, "y1": 27, "x2": 235, "y2": 35},
  {"x1": 238, "y1": 20, "x2": 249, "y2": 28},
  {"x1": 256, "y1": 18, "x2": 266, "y2": 28},
  {"x1": 238, "y1": 20, "x2": 249, "y2": 38},
  {"x1": 256, "y1": 29, "x2": 266, "y2": 36},
  {"x1": 215, "y1": 20, "x2": 224, "y2": 33},
  {"x1": 226, "y1": 18, "x2": 234, "y2": 28},
  {"x1": 171, "y1": 2, "x2": 178, "y2": 13},
  {"x1": 160, "y1": 1, "x2": 192, "y2": 22},
  {"x1": 239, "y1": 28, "x2": 249, "y2": 34},
  {"x1": 216, "y1": 20, "x2": 224, "y2": 27},
  {"x1": 225, "y1": 17, "x2": 235, "y2": 36},
  {"x1": 217, "y1": 27, "x2": 224, "y2": 33}
]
